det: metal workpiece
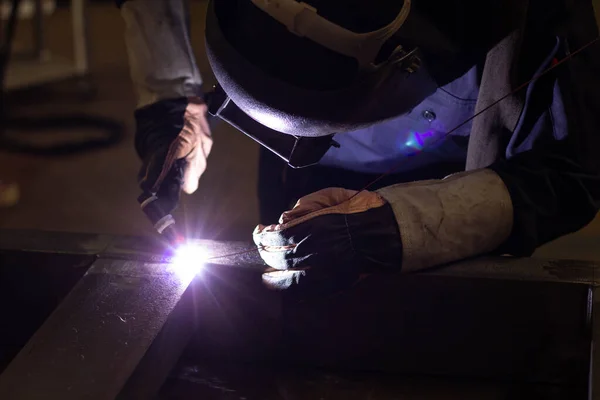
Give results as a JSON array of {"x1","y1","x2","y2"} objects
[
  {"x1": 0, "y1": 257, "x2": 198, "y2": 400},
  {"x1": 103, "y1": 235, "x2": 264, "y2": 268},
  {"x1": 592, "y1": 286, "x2": 600, "y2": 400},
  {"x1": 2, "y1": 229, "x2": 600, "y2": 399},
  {"x1": 420, "y1": 255, "x2": 599, "y2": 285},
  {"x1": 0, "y1": 228, "x2": 264, "y2": 267},
  {"x1": 1, "y1": 228, "x2": 597, "y2": 281},
  {"x1": 0, "y1": 229, "x2": 113, "y2": 255},
  {"x1": 0, "y1": 251, "x2": 96, "y2": 373},
  {"x1": 280, "y1": 272, "x2": 592, "y2": 382},
  {"x1": 160, "y1": 361, "x2": 580, "y2": 400}
]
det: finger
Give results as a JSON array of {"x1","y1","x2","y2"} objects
[
  {"x1": 254, "y1": 222, "x2": 319, "y2": 270},
  {"x1": 257, "y1": 214, "x2": 359, "y2": 271},
  {"x1": 262, "y1": 269, "x2": 306, "y2": 290},
  {"x1": 181, "y1": 148, "x2": 206, "y2": 194},
  {"x1": 181, "y1": 106, "x2": 213, "y2": 194},
  {"x1": 279, "y1": 188, "x2": 357, "y2": 224},
  {"x1": 191, "y1": 101, "x2": 213, "y2": 142}
]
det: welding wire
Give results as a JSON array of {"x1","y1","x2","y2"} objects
[
  {"x1": 199, "y1": 36, "x2": 600, "y2": 262},
  {"x1": 204, "y1": 246, "x2": 267, "y2": 261}
]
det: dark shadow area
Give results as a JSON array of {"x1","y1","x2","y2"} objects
[{"x1": 0, "y1": 250, "x2": 95, "y2": 372}]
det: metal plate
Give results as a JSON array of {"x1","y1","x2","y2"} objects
[
  {"x1": 159, "y1": 362, "x2": 585, "y2": 400},
  {"x1": 1, "y1": 229, "x2": 597, "y2": 283},
  {"x1": 0, "y1": 251, "x2": 95, "y2": 373},
  {"x1": 0, "y1": 229, "x2": 112, "y2": 255},
  {"x1": 2, "y1": 230, "x2": 600, "y2": 399},
  {"x1": 0, "y1": 257, "x2": 196, "y2": 400},
  {"x1": 182, "y1": 266, "x2": 592, "y2": 387}
]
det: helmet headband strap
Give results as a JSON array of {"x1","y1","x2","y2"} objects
[{"x1": 250, "y1": 0, "x2": 411, "y2": 68}]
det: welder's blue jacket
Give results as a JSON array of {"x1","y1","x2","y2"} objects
[{"x1": 119, "y1": 0, "x2": 600, "y2": 271}]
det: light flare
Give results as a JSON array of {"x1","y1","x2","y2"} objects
[{"x1": 169, "y1": 243, "x2": 209, "y2": 282}]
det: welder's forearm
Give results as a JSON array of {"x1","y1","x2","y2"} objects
[
  {"x1": 120, "y1": 0, "x2": 203, "y2": 109},
  {"x1": 376, "y1": 169, "x2": 514, "y2": 272},
  {"x1": 489, "y1": 151, "x2": 600, "y2": 257}
]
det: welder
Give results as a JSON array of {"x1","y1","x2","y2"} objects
[{"x1": 118, "y1": 0, "x2": 600, "y2": 292}]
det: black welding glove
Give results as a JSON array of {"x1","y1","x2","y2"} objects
[
  {"x1": 253, "y1": 188, "x2": 403, "y2": 296},
  {"x1": 135, "y1": 97, "x2": 213, "y2": 214}
]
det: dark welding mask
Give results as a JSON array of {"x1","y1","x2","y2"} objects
[{"x1": 204, "y1": 0, "x2": 473, "y2": 167}]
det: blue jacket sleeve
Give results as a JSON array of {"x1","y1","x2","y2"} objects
[{"x1": 489, "y1": 2, "x2": 600, "y2": 256}]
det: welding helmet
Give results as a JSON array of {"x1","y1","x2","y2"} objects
[{"x1": 204, "y1": 0, "x2": 489, "y2": 167}]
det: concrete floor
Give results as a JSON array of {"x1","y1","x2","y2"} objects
[{"x1": 1, "y1": 2, "x2": 600, "y2": 259}]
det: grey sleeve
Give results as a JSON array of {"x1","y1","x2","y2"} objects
[
  {"x1": 376, "y1": 169, "x2": 514, "y2": 272},
  {"x1": 120, "y1": 0, "x2": 203, "y2": 108}
]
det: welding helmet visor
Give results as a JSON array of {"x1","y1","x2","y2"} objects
[{"x1": 205, "y1": 0, "x2": 440, "y2": 140}]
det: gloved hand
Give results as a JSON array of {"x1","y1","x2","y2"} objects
[
  {"x1": 253, "y1": 188, "x2": 403, "y2": 296},
  {"x1": 135, "y1": 96, "x2": 213, "y2": 214}
]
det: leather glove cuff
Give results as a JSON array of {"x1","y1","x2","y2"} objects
[{"x1": 344, "y1": 202, "x2": 403, "y2": 273}]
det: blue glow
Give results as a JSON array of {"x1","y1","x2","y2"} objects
[{"x1": 400, "y1": 130, "x2": 440, "y2": 154}]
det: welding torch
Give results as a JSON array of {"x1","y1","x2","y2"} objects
[{"x1": 137, "y1": 192, "x2": 184, "y2": 246}]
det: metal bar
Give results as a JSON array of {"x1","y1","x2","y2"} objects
[
  {"x1": 71, "y1": 0, "x2": 89, "y2": 75},
  {"x1": 0, "y1": 229, "x2": 597, "y2": 283},
  {"x1": 33, "y1": 0, "x2": 45, "y2": 60},
  {"x1": 163, "y1": 361, "x2": 580, "y2": 399},
  {"x1": 591, "y1": 286, "x2": 600, "y2": 399},
  {"x1": 0, "y1": 257, "x2": 197, "y2": 400},
  {"x1": 0, "y1": 229, "x2": 112, "y2": 255},
  {"x1": 184, "y1": 266, "x2": 592, "y2": 388},
  {"x1": 116, "y1": 277, "x2": 197, "y2": 400}
]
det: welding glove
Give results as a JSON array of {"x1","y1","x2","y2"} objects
[
  {"x1": 135, "y1": 96, "x2": 213, "y2": 214},
  {"x1": 253, "y1": 188, "x2": 403, "y2": 294}
]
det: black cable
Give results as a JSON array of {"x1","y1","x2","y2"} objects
[{"x1": 0, "y1": 0, "x2": 124, "y2": 156}]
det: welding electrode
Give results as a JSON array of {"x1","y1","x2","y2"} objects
[{"x1": 137, "y1": 192, "x2": 183, "y2": 245}]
